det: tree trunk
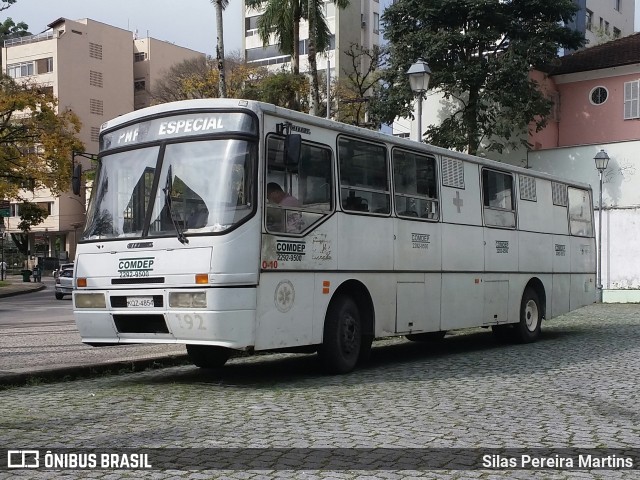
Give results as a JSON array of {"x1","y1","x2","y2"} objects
[
  {"x1": 215, "y1": 0, "x2": 227, "y2": 98},
  {"x1": 307, "y1": 0, "x2": 320, "y2": 115},
  {"x1": 465, "y1": 87, "x2": 480, "y2": 155},
  {"x1": 292, "y1": 2, "x2": 300, "y2": 75}
]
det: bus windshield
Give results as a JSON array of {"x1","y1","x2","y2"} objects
[{"x1": 82, "y1": 139, "x2": 255, "y2": 240}]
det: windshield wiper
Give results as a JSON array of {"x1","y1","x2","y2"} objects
[{"x1": 162, "y1": 166, "x2": 188, "y2": 244}]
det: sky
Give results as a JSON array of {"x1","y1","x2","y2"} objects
[
  {"x1": 3, "y1": 0, "x2": 640, "y2": 56},
  {"x1": 3, "y1": 0, "x2": 245, "y2": 55}
]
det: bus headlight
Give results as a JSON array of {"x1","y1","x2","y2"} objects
[
  {"x1": 169, "y1": 292, "x2": 207, "y2": 308},
  {"x1": 75, "y1": 293, "x2": 106, "y2": 309}
]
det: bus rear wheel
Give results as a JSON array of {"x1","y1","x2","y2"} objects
[
  {"x1": 514, "y1": 287, "x2": 542, "y2": 343},
  {"x1": 186, "y1": 345, "x2": 231, "y2": 369},
  {"x1": 319, "y1": 295, "x2": 362, "y2": 374}
]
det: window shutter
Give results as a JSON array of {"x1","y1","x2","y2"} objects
[{"x1": 624, "y1": 80, "x2": 639, "y2": 119}]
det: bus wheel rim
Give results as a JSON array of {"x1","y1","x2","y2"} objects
[{"x1": 525, "y1": 299, "x2": 539, "y2": 331}]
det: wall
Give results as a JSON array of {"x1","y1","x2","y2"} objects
[{"x1": 528, "y1": 140, "x2": 640, "y2": 301}]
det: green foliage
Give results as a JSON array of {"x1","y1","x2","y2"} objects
[
  {"x1": 15, "y1": 201, "x2": 47, "y2": 232},
  {"x1": 0, "y1": 17, "x2": 29, "y2": 41},
  {"x1": 0, "y1": 75, "x2": 83, "y2": 200},
  {"x1": 244, "y1": 71, "x2": 310, "y2": 111},
  {"x1": 378, "y1": 0, "x2": 584, "y2": 154}
]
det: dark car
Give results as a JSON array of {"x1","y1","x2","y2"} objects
[{"x1": 55, "y1": 269, "x2": 73, "y2": 300}]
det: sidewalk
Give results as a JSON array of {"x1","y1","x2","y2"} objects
[
  {"x1": 0, "y1": 273, "x2": 47, "y2": 298},
  {"x1": 0, "y1": 276, "x2": 188, "y2": 387}
]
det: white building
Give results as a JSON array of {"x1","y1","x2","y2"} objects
[
  {"x1": 243, "y1": 0, "x2": 380, "y2": 86},
  {"x1": 1, "y1": 18, "x2": 204, "y2": 266}
]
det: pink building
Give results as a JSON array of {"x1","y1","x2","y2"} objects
[
  {"x1": 532, "y1": 32, "x2": 640, "y2": 150},
  {"x1": 528, "y1": 33, "x2": 640, "y2": 302}
]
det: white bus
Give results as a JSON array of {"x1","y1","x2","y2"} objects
[{"x1": 73, "y1": 99, "x2": 596, "y2": 373}]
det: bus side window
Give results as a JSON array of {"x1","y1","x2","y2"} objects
[
  {"x1": 338, "y1": 136, "x2": 389, "y2": 214},
  {"x1": 392, "y1": 149, "x2": 439, "y2": 220},
  {"x1": 482, "y1": 169, "x2": 516, "y2": 228},
  {"x1": 265, "y1": 135, "x2": 333, "y2": 234}
]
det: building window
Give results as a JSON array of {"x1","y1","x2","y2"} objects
[
  {"x1": 586, "y1": 10, "x2": 593, "y2": 30},
  {"x1": 373, "y1": 13, "x2": 380, "y2": 34},
  {"x1": 35, "y1": 57, "x2": 53, "y2": 74},
  {"x1": 7, "y1": 61, "x2": 34, "y2": 78},
  {"x1": 599, "y1": 17, "x2": 604, "y2": 30},
  {"x1": 614, "y1": 0, "x2": 621, "y2": 11},
  {"x1": 134, "y1": 78, "x2": 146, "y2": 91},
  {"x1": 624, "y1": 80, "x2": 639, "y2": 119},
  {"x1": 90, "y1": 127, "x2": 100, "y2": 143},
  {"x1": 134, "y1": 52, "x2": 147, "y2": 62},
  {"x1": 89, "y1": 70, "x2": 103, "y2": 88},
  {"x1": 590, "y1": 86, "x2": 608, "y2": 105},
  {"x1": 89, "y1": 43, "x2": 103, "y2": 60},
  {"x1": 605, "y1": 21, "x2": 610, "y2": 35},
  {"x1": 89, "y1": 99, "x2": 104, "y2": 115},
  {"x1": 613, "y1": 27, "x2": 621, "y2": 38}
]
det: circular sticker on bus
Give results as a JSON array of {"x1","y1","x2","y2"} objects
[{"x1": 274, "y1": 280, "x2": 295, "y2": 313}]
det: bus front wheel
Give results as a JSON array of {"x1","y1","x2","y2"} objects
[
  {"x1": 514, "y1": 288, "x2": 542, "y2": 343},
  {"x1": 319, "y1": 295, "x2": 362, "y2": 374},
  {"x1": 186, "y1": 345, "x2": 231, "y2": 369}
]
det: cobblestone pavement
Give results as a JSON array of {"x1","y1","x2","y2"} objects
[{"x1": 1, "y1": 303, "x2": 640, "y2": 479}]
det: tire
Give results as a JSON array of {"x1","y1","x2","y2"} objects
[
  {"x1": 513, "y1": 287, "x2": 542, "y2": 343},
  {"x1": 55, "y1": 292, "x2": 64, "y2": 300},
  {"x1": 406, "y1": 331, "x2": 447, "y2": 342},
  {"x1": 186, "y1": 345, "x2": 231, "y2": 369},
  {"x1": 318, "y1": 295, "x2": 362, "y2": 374}
]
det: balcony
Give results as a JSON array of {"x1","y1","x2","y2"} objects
[{"x1": 4, "y1": 31, "x2": 54, "y2": 48}]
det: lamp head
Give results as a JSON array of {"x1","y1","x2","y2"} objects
[
  {"x1": 594, "y1": 149, "x2": 610, "y2": 172},
  {"x1": 407, "y1": 59, "x2": 431, "y2": 94}
]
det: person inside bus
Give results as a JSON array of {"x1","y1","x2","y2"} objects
[
  {"x1": 266, "y1": 182, "x2": 303, "y2": 232},
  {"x1": 267, "y1": 182, "x2": 299, "y2": 206}
]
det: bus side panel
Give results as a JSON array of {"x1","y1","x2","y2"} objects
[
  {"x1": 255, "y1": 272, "x2": 315, "y2": 350},
  {"x1": 441, "y1": 224, "x2": 484, "y2": 272},
  {"x1": 569, "y1": 236, "x2": 597, "y2": 309},
  {"x1": 484, "y1": 228, "x2": 519, "y2": 272},
  {"x1": 337, "y1": 215, "x2": 393, "y2": 271},
  {"x1": 552, "y1": 235, "x2": 572, "y2": 317},
  {"x1": 518, "y1": 232, "x2": 552, "y2": 273},
  {"x1": 441, "y1": 273, "x2": 485, "y2": 330}
]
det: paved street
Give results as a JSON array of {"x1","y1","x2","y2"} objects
[{"x1": 1, "y1": 303, "x2": 639, "y2": 479}]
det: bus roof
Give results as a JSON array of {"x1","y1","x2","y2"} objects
[{"x1": 100, "y1": 98, "x2": 592, "y2": 192}]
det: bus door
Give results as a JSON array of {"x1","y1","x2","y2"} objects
[
  {"x1": 391, "y1": 148, "x2": 442, "y2": 333},
  {"x1": 481, "y1": 168, "x2": 519, "y2": 325}
]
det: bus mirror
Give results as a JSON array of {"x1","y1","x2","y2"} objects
[
  {"x1": 284, "y1": 134, "x2": 301, "y2": 166},
  {"x1": 72, "y1": 164, "x2": 82, "y2": 195}
]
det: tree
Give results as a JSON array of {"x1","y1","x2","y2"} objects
[
  {"x1": 10, "y1": 201, "x2": 48, "y2": 255},
  {"x1": 0, "y1": 17, "x2": 29, "y2": 42},
  {"x1": 151, "y1": 53, "x2": 271, "y2": 103},
  {"x1": 379, "y1": 0, "x2": 584, "y2": 154},
  {"x1": 211, "y1": 0, "x2": 229, "y2": 98},
  {"x1": 244, "y1": 71, "x2": 309, "y2": 110},
  {"x1": 334, "y1": 43, "x2": 387, "y2": 128},
  {"x1": 0, "y1": 75, "x2": 83, "y2": 201},
  {"x1": 307, "y1": 0, "x2": 349, "y2": 115},
  {"x1": 245, "y1": 0, "x2": 304, "y2": 75}
]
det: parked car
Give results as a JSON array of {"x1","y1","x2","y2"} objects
[
  {"x1": 53, "y1": 262, "x2": 74, "y2": 279},
  {"x1": 55, "y1": 268, "x2": 74, "y2": 300}
]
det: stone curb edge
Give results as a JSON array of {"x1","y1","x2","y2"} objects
[
  {"x1": 0, "y1": 283, "x2": 47, "y2": 299},
  {"x1": 0, "y1": 354, "x2": 190, "y2": 388}
]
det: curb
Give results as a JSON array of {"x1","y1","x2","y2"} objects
[
  {"x1": 0, "y1": 354, "x2": 190, "y2": 388},
  {"x1": 0, "y1": 282, "x2": 47, "y2": 299}
]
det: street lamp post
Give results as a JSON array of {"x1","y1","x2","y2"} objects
[
  {"x1": 594, "y1": 149, "x2": 610, "y2": 303},
  {"x1": 407, "y1": 59, "x2": 431, "y2": 142},
  {"x1": 0, "y1": 220, "x2": 5, "y2": 281}
]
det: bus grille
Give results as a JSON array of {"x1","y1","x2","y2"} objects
[{"x1": 113, "y1": 314, "x2": 169, "y2": 334}]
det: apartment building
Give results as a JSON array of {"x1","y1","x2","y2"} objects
[
  {"x1": 244, "y1": 0, "x2": 380, "y2": 87},
  {"x1": 577, "y1": 0, "x2": 635, "y2": 47},
  {"x1": 1, "y1": 18, "x2": 204, "y2": 265}
]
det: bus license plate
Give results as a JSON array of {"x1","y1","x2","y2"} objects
[{"x1": 127, "y1": 296, "x2": 154, "y2": 307}]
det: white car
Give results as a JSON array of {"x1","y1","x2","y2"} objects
[{"x1": 55, "y1": 268, "x2": 74, "y2": 300}]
